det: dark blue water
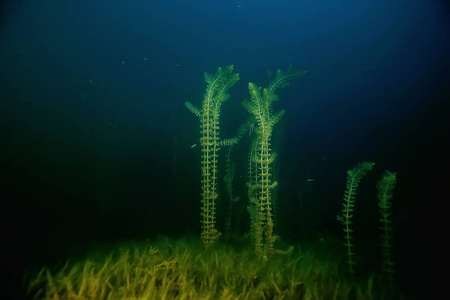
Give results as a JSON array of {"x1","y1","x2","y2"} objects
[{"x1": 1, "y1": 0, "x2": 448, "y2": 298}]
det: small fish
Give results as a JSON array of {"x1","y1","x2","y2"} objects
[
  {"x1": 191, "y1": 144, "x2": 197, "y2": 148},
  {"x1": 307, "y1": 178, "x2": 315, "y2": 182}
]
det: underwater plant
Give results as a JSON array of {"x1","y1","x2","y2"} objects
[
  {"x1": 26, "y1": 236, "x2": 384, "y2": 299},
  {"x1": 242, "y1": 66, "x2": 306, "y2": 258},
  {"x1": 24, "y1": 66, "x2": 407, "y2": 299},
  {"x1": 337, "y1": 161, "x2": 375, "y2": 276},
  {"x1": 185, "y1": 65, "x2": 239, "y2": 248},
  {"x1": 377, "y1": 170, "x2": 397, "y2": 285}
]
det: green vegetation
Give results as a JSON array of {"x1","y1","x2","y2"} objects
[
  {"x1": 377, "y1": 170, "x2": 397, "y2": 285},
  {"x1": 25, "y1": 67, "x2": 403, "y2": 299},
  {"x1": 185, "y1": 65, "x2": 240, "y2": 248},
  {"x1": 337, "y1": 162, "x2": 375, "y2": 276},
  {"x1": 26, "y1": 236, "x2": 386, "y2": 300},
  {"x1": 243, "y1": 66, "x2": 306, "y2": 258}
]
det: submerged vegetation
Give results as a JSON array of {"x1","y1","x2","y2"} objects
[
  {"x1": 25, "y1": 68, "x2": 403, "y2": 299},
  {"x1": 25, "y1": 236, "x2": 401, "y2": 299}
]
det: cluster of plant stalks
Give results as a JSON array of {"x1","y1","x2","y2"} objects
[{"x1": 26, "y1": 236, "x2": 388, "y2": 299}]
